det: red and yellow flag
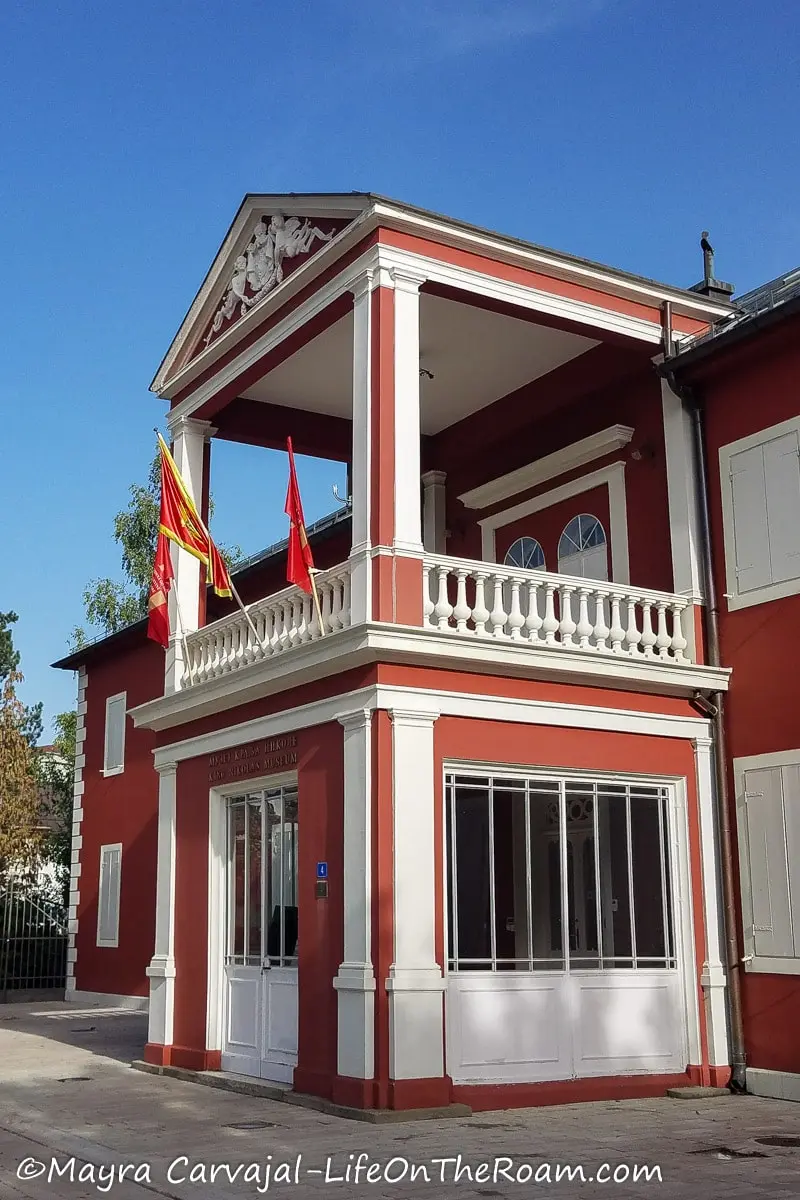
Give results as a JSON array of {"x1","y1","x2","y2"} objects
[
  {"x1": 156, "y1": 432, "x2": 232, "y2": 599},
  {"x1": 147, "y1": 532, "x2": 174, "y2": 648},
  {"x1": 284, "y1": 437, "x2": 315, "y2": 594}
]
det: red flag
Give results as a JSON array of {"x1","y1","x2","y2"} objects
[
  {"x1": 147, "y1": 533, "x2": 174, "y2": 648},
  {"x1": 284, "y1": 437, "x2": 315, "y2": 594},
  {"x1": 157, "y1": 432, "x2": 232, "y2": 598}
]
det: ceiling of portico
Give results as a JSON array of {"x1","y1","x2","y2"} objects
[{"x1": 240, "y1": 293, "x2": 598, "y2": 435}]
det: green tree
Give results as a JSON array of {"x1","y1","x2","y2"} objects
[
  {"x1": 76, "y1": 449, "x2": 242, "y2": 642},
  {"x1": 36, "y1": 710, "x2": 76, "y2": 885},
  {"x1": 0, "y1": 672, "x2": 42, "y2": 871},
  {"x1": 0, "y1": 612, "x2": 42, "y2": 746}
]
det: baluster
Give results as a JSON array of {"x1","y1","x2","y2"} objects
[
  {"x1": 422, "y1": 563, "x2": 435, "y2": 627},
  {"x1": 341, "y1": 570, "x2": 351, "y2": 629},
  {"x1": 594, "y1": 593, "x2": 610, "y2": 651},
  {"x1": 576, "y1": 587, "x2": 593, "y2": 649},
  {"x1": 271, "y1": 604, "x2": 285, "y2": 653},
  {"x1": 671, "y1": 602, "x2": 689, "y2": 663},
  {"x1": 558, "y1": 584, "x2": 577, "y2": 647},
  {"x1": 640, "y1": 600, "x2": 657, "y2": 658},
  {"x1": 624, "y1": 598, "x2": 642, "y2": 656},
  {"x1": 507, "y1": 577, "x2": 524, "y2": 640},
  {"x1": 453, "y1": 569, "x2": 471, "y2": 634},
  {"x1": 298, "y1": 594, "x2": 311, "y2": 643},
  {"x1": 524, "y1": 579, "x2": 543, "y2": 643},
  {"x1": 230, "y1": 624, "x2": 243, "y2": 671},
  {"x1": 434, "y1": 565, "x2": 454, "y2": 630},
  {"x1": 542, "y1": 583, "x2": 559, "y2": 645},
  {"x1": 217, "y1": 628, "x2": 229, "y2": 675},
  {"x1": 609, "y1": 593, "x2": 626, "y2": 655},
  {"x1": 263, "y1": 607, "x2": 276, "y2": 656},
  {"x1": 330, "y1": 576, "x2": 344, "y2": 631},
  {"x1": 291, "y1": 596, "x2": 304, "y2": 643},
  {"x1": 472, "y1": 572, "x2": 490, "y2": 635},
  {"x1": 489, "y1": 573, "x2": 508, "y2": 638},
  {"x1": 655, "y1": 601, "x2": 671, "y2": 660},
  {"x1": 321, "y1": 583, "x2": 333, "y2": 636}
]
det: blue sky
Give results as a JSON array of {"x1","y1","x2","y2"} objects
[{"x1": 1, "y1": 0, "x2": 798, "y2": 735}]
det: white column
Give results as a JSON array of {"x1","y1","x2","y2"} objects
[
  {"x1": 333, "y1": 709, "x2": 375, "y2": 1079},
  {"x1": 422, "y1": 470, "x2": 447, "y2": 555},
  {"x1": 693, "y1": 735, "x2": 730, "y2": 1069},
  {"x1": 386, "y1": 709, "x2": 445, "y2": 1082},
  {"x1": 391, "y1": 269, "x2": 425, "y2": 554},
  {"x1": 164, "y1": 416, "x2": 213, "y2": 692},
  {"x1": 348, "y1": 273, "x2": 373, "y2": 626},
  {"x1": 145, "y1": 762, "x2": 178, "y2": 1050}
]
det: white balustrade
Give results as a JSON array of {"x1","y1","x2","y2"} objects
[
  {"x1": 422, "y1": 555, "x2": 695, "y2": 664},
  {"x1": 181, "y1": 564, "x2": 351, "y2": 687}
]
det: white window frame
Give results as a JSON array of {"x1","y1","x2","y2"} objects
[
  {"x1": 734, "y1": 748, "x2": 800, "y2": 975},
  {"x1": 96, "y1": 842, "x2": 122, "y2": 948},
  {"x1": 720, "y1": 415, "x2": 800, "y2": 611},
  {"x1": 479, "y1": 462, "x2": 630, "y2": 584},
  {"x1": 103, "y1": 691, "x2": 127, "y2": 776}
]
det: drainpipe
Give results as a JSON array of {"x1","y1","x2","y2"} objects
[{"x1": 660, "y1": 316, "x2": 747, "y2": 1092}]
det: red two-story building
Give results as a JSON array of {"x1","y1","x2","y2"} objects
[{"x1": 56, "y1": 194, "x2": 750, "y2": 1113}]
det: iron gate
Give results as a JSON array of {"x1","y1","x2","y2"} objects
[{"x1": 0, "y1": 879, "x2": 68, "y2": 1000}]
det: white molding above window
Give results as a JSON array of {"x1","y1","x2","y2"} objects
[
  {"x1": 103, "y1": 692, "x2": 127, "y2": 776},
  {"x1": 734, "y1": 748, "x2": 800, "y2": 975},
  {"x1": 720, "y1": 416, "x2": 800, "y2": 612},
  {"x1": 458, "y1": 425, "x2": 634, "y2": 511},
  {"x1": 479, "y1": 461, "x2": 630, "y2": 584}
]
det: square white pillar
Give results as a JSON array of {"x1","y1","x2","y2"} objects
[
  {"x1": 164, "y1": 416, "x2": 213, "y2": 692},
  {"x1": 333, "y1": 709, "x2": 376, "y2": 1080},
  {"x1": 145, "y1": 762, "x2": 178, "y2": 1050},
  {"x1": 348, "y1": 273, "x2": 373, "y2": 627},
  {"x1": 422, "y1": 470, "x2": 447, "y2": 555},
  {"x1": 694, "y1": 735, "x2": 730, "y2": 1069},
  {"x1": 386, "y1": 708, "x2": 445, "y2": 1082},
  {"x1": 390, "y1": 268, "x2": 425, "y2": 555}
]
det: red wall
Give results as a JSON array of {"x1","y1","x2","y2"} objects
[
  {"x1": 701, "y1": 318, "x2": 800, "y2": 1072},
  {"x1": 75, "y1": 641, "x2": 163, "y2": 997}
]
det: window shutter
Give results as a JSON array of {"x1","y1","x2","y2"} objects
[
  {"x1": 97, "y1": 845, "x2": 122, "y2": 946},
  {"x1": 764, "y1": 431, "x2": 800, "y2": 585},
  {"x1": 104, "y1": 695, "x2": 126, "y2": 772},
  {"x1": 781, "y1": 764, "x2": 800, "y2": 956},
  {"x1": 743, "y1": 767, "x2": 793, "y2": 957},
  {"x1": 729, "y1": 446, "x2": 772, "y2": 593}
]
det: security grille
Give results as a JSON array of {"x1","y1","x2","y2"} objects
[{"x1": 0, "y1": 879, "x2": 68, "y2": 999}]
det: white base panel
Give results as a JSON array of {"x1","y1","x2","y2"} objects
[
  {"x1": 66, "y1": 990, "x2": 149, "y2": 1012},
  {"x1": 747, "y1": 1067, "x2": 800, "y2": 1102}
]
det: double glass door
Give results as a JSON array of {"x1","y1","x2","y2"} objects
[{"x1": 222, "y1": 785, "x2": 299, "y2": 1082}]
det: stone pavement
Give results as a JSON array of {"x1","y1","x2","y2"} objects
[{"x1": 1, "y1": 1002, "x2": 800, "y2": 1198}]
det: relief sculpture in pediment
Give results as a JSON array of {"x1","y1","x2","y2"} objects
[{"x1": 203, "y1": 214, "x2": 336, "y2": 347}]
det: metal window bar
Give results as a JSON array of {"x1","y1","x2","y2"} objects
[
  {"x1": 488, "y1": 782, "x2": 497, "y2": 971},
  {"x1": 447, "y1": 780, "x2": 458, "y2": 971},
  {"x1": 657, "y1": 789, "x2": 671, "y2": 964},
  {"x1": 559, "y1": 780, "x2": 570, "y2": 972},
  {"x1": 625, "y1": 790, "x2": 638, "y2": 969},
  {"x1": 524, "y1": 779, "x2": 534, "y2": 971}
]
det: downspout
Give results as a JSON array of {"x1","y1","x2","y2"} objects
[{"x1": 660, "y1": 306, "x2": 747, "y2": 1091}]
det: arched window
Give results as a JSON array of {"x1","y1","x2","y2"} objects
[
  {"x1": 558, "y1": 515, "x2": 608, "y2": 581},
  {"x1": 503, "y1": 536, "x2": 545, "y2": 571}
]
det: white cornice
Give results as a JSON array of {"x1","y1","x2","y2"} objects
[
  {"x1": 459, "y1": 425, "x2": 635, "y2": 511},
  {"x1": 131, "y1": 620, "x2": 730, "y2": 733}
]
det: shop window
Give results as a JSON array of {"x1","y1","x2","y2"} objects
[
  {"x1": 737, "y1": 757, "x2": 800, "y2": 972},
  {"x1": 445, "y1": 771, "x2": 674, "y2": 973},
  {"x1": 721, "y1": 419, "x2": 800, "y2": 610},
  {"x1": 558, "y1": 514, "x2": 608, "y2": 581},
  {"x1": 503, "y1": 537, "x2": 545, "y2": 571},
  {"x1": 96, "y1": 843, "x2": 122, "y2": 947}
]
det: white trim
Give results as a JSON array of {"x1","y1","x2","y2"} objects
[
  {"x1": 65, "y1": 990, "x2": 149, "y2": 1012},
  {"x1": 720, "y1": 415, "x2": 800, "y2": 611},
  {"x1": 65, "y1": 667, "x2": 87, "y2": 995},
  {"x1": 479, "y1": 462, "x2": 630, "y2": 584},
  {"x1": 692, "y1": 737, "x2": 729, "y2": 1065},
  {"x1": 733, "y1": 746, "x2": 800, "y2": 975},
  {"x1": 102, "y1": 691, "x2": 127, "y2": 776},
  {"x1": 459, "y1": 426, "x2": 634, "y2": 511},
  {"x1": 349, "y1": 273, "x2": 373, "y2": 625},
  {"x1": 206, "y1": 784, "x2": 229, "y2": 1058},
  {"x1": 746, "y1": 1067, "x2": 800, "y2": 1102},
  {"x1": 391, "y1": 268, "x2": 424, "y2": 552},
  {"x1": 96, "y1": 843, "x2": 123, "y2": 948},
  {"x1": 146, "y1": 764, "x2": 178, "y2": 1048}
]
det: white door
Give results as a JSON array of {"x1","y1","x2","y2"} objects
[{"x1": 222, "y1": 787, "x2": 299, "y2": 1083}]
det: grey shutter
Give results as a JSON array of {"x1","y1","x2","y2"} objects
[
  {"x1": 743, "y1": 767, "x2": 793, "y2": 957},
  {"x1": 97, "y1": 845, "x2": 122, "y2": 945},
  {"x1": 764, "y1": 431, "x2": 800, "y2": 585},
  {"x1": 104, "y1": 696, "x2": 125, "y2": 772},
  {"x1": 781, "y1": 764, "x2": 800, "y2": 955},
  {"x1": 730, "y1": 445, "x2": 772, "y2": 593}
]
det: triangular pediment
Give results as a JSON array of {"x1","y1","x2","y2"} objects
[{"x1": 153, "y1": 193, "x2": 373, "y2": 394}]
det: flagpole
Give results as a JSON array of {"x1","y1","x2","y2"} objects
[
  {"x1": 308, "y1": 569, "x2": 326, "y2": 637},
  {"x1": 228, "y1": 580, "x2": 268, "y2": 652}
]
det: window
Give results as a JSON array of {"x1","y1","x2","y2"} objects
[
  {"x1": 445, "y1": 771, "x2": 675, "y2": 972},
  {"x1": 227, "y1": 786, "x2": 299, "y2": 968},
  {"x1": 103, "y1": 693, "x2": 126, "y2": 776},
  {"x1": 736, "y1": 754, "x2": 800, "y2": 973},
  {"x1": 558, "y1": 514, "x2": 608, "y2": 581},
  {"x1": 96, "y1": 843, "x2": 122, "y2": 947},
  {"x1": 503, "y1": 537, "x2": 545, "y2": 571},
  {"x1": 721, "y1": 418, "x2": 800, "y2": 609}
]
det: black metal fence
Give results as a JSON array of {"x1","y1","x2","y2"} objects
[{"x1": 0, "y1": 879, "x2": 68, "y2": 1000}]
